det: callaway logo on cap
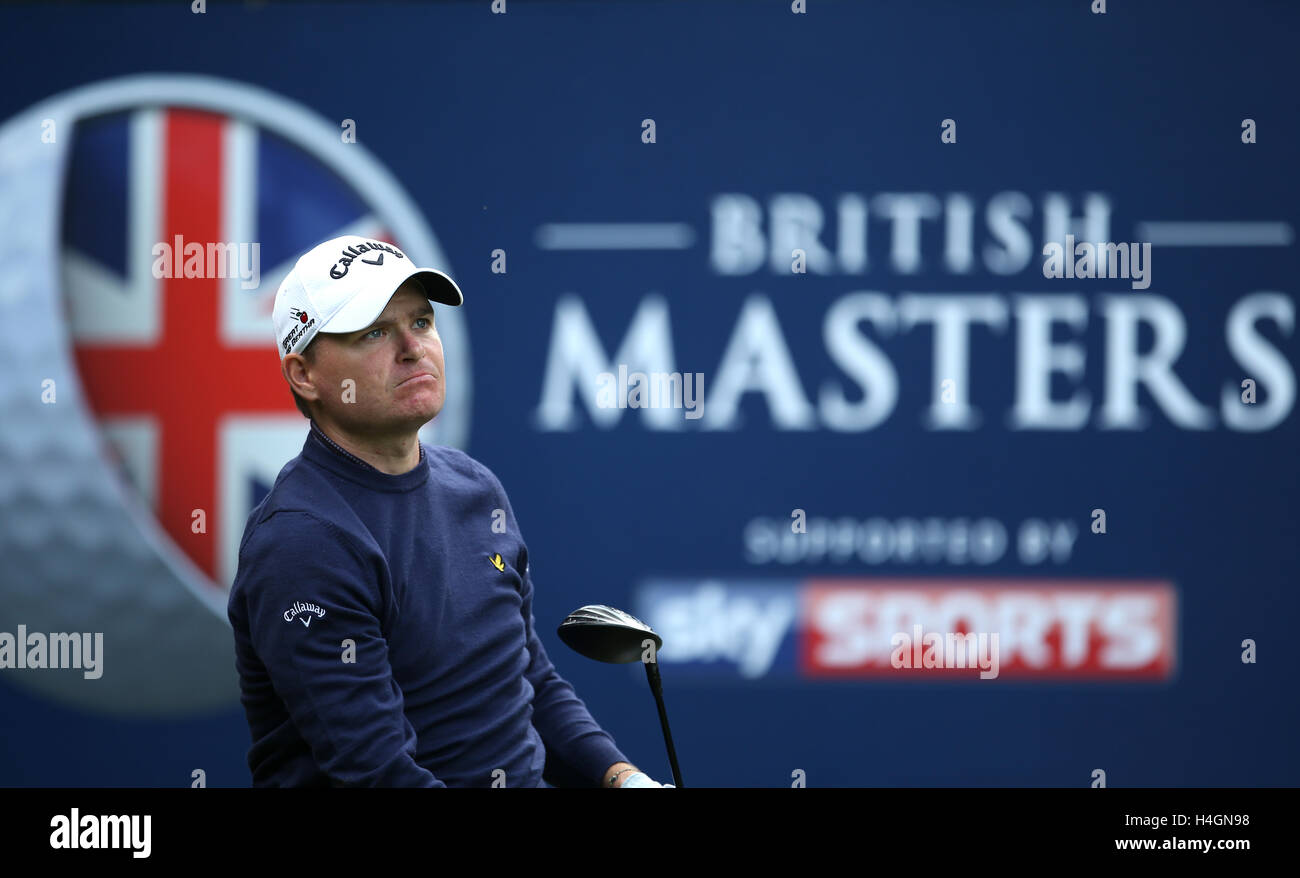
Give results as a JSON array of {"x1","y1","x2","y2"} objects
[{"x1": 273, "y1": 235, "x2": 463, "y2": 359}]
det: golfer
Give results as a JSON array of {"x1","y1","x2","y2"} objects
[{"x1": 227, "y1": 235, "x2": 667, "y2": 788}]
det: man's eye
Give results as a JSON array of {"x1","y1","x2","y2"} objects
[{"x1": 363, "y1": 318, "x2": 429, "y2": 340}]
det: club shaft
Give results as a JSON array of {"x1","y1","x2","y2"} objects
[{"x1": 643, "y1": 661, "x2": 683, "y2": 788}]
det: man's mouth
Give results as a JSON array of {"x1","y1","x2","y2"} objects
[{"x1": 398, "y1": 372, "x2": 438, "y2": 387}]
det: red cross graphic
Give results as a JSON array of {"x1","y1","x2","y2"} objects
[{"x1": 72, "y1": 110, "x2": 293, "y2": 587}]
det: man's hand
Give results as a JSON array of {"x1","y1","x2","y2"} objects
[
  {"x1": 603, "y1": 762, "x2": 673, "y2": 787},
  {"x1": 603, "y1": 762, "x2": 638, "y2": 788},
  {"x1": 620, "y1": 772, "x2": 673, "y2": 788}
]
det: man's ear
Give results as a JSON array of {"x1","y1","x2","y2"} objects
[{"x1": 282, "y1": 354, "x2": 318, "y2": 400}]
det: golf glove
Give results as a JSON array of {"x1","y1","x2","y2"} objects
[{"x1": 621, "y1": 772, "x2": 674, "y2": 788}]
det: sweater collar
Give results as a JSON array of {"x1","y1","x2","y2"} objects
[{"x1": 303, "y1": 420, "x2": 430, "y2": 492}]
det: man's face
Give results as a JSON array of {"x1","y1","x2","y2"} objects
[{"x1": 296, "y1": 280, "x2": 447, "y2": 437}]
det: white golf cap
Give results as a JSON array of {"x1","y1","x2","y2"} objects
[{"x1": 273, "y1": 235, "x2": 463, "y2": 360}]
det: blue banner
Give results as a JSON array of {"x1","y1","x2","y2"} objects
[{"x1": 0, "y1": 0, "x2": 1295, "y2": 788}]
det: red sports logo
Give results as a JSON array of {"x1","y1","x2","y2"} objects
[{"x1": 801, "y1": 580, "x2": 1177, "y2": 679}]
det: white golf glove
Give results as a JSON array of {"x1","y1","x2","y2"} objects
[{"x1": 620, "y1": 771, "x2": 674, "y2": 788}]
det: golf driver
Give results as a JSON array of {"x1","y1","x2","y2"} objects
[{"x1": 557, "y1": 604, "x2": 684, "y2": 788}]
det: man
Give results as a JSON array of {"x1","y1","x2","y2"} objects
[{"x1": 227, "y1": 235, "x2": 668, "y2": 788}]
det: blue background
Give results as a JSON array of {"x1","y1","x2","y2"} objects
[{"x1": 1, "y1": 0, "x2": 1296, "y2": 787}]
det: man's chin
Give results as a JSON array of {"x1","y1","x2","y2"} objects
[
  {"x1": 324, "y1": 401, "x2": 442, "y2": 436},
  {"x1": 401, "y1": 394, "x2": 444, "y2": 428},
  {"x1": 413, "y1": 387, "x2": 444, "y2": 417}
]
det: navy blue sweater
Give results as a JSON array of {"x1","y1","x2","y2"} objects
[{"x1": 227, "y1": 421, "x2": 627, "y2": 787}]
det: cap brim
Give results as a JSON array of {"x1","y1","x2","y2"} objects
[
  {"x1": 410, "y1": 269, "x2": 464, "y2": 307},
  {"x1": 317, "y1": 267, "x2": 464, "y2": 335}
]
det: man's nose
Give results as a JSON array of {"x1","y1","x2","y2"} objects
[{"x1": 396, "y1": 326, "x2": 424, "y2": 355}]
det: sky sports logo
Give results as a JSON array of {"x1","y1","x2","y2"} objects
[{"x1": 634, "y1": 579, "x2": 1176, "y2": 681}]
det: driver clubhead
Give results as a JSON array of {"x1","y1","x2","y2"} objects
[{"x1": 557, "y1": 604, "x2": 662, "y2": 664}]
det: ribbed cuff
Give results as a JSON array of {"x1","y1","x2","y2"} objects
[{"x1": 565, "y1": 732, "x2": 631, "y2": 787}]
